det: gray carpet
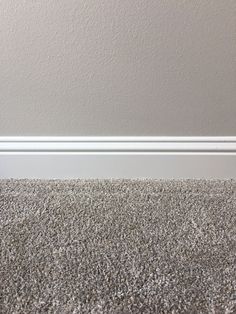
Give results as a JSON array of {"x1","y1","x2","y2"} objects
[{"x1": 0, "y1": 179, "x2": 236, "y2": 313}]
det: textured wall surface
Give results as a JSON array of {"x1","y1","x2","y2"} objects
[{"x1": 0, "y1": 0, "x2": 235, "y2": 135}]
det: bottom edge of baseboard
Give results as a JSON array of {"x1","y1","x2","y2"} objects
[{"x1": 0, "y1": 153, "x2": 236, "y2": 179}]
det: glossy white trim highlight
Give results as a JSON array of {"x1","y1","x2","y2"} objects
[{"x1": 0, "y1": 137, "x2": 236, "y2": 153}]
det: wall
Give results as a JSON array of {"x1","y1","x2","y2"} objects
[{"x1": 0, "y1": 0, "x2": 235, "y2": 136}]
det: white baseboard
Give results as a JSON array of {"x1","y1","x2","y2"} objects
[{"x1": 0, "y1": 136, "x2": 236, "y2": 179}]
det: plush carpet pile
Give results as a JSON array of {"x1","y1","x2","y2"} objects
[{"x1": 0, "y1": 179, "x2": 236, "y2": 313}]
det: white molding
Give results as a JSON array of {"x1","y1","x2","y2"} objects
[
  {"x1": 1, "y1": 136, "x2": 236, "y2": 153},
  {"x1": 0, "y1": 137, "x2": 236, "y2": 179}
]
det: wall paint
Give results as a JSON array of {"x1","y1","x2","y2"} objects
[{"x1": 0, "y1": 0, "x2": 235, "y2": 136}]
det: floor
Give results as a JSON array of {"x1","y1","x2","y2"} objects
[{"x1": 1, "y1": 179, "x2": 236, "y2": 313}]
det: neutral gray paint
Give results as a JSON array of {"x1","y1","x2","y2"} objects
[{"x1": 0, "y1": 0, "x2": 236, "y2": 136}]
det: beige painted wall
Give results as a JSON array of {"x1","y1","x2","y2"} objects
[{"x1": 0, "y1": 0, "x2": 235, "y2": 136}]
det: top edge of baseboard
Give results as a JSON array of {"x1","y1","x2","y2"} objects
[
  {"x1": 1, "y1": 136, "x2": 236, "y2": 142},
  {"x1": 0, "y1": 136, "x2": 236, "y2": 153}
]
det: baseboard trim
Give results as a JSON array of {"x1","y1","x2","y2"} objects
[
  {"x1": 1, "y1": 136, "x2": 236, "y2": 153},
  {"x1": 1, "y1": 137, "x2": 236, "y2": 179}
]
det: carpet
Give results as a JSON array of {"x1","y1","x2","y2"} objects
[{"x1": 0, "y1": 179, "x2": 236, "y2": 313}]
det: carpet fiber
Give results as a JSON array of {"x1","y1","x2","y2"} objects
[{"x1": 1, "y1": 179, "x2": 236, "y2": 313}]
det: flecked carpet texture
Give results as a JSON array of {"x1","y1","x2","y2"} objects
[{"x1": 0, "y1": 179, "x2": 236, "y2": 313}]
